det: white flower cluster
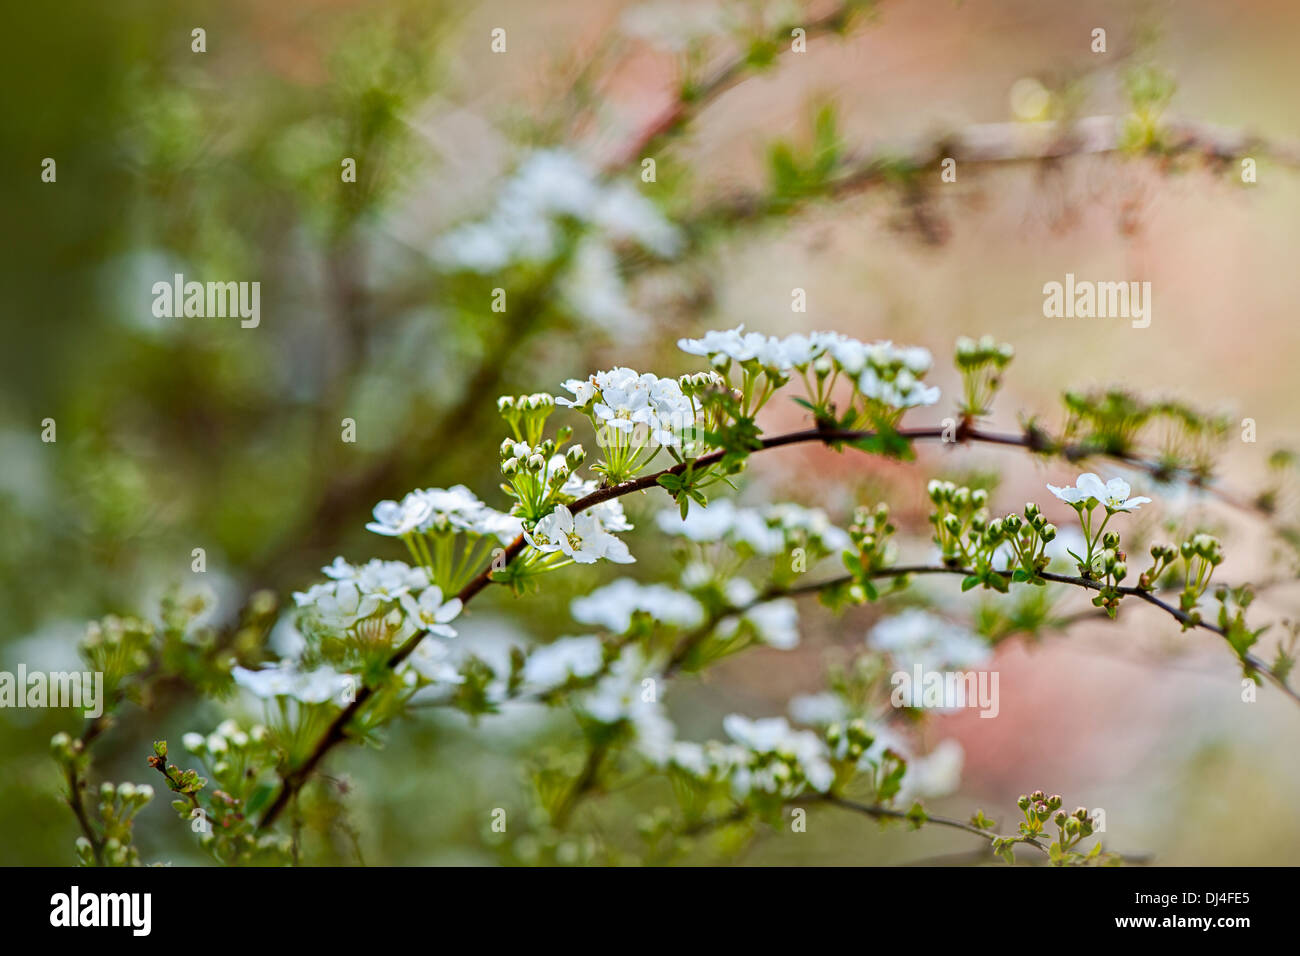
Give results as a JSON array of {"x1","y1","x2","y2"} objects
[
  {"x1": 570, "y1": 578, "x2": 705, "y2": 633},
  {"x1": 573, "y1": 645, "x2": 674, "y2": 763},
  {"x1": 557, "y1": 366, "x2": 697, "y2": 449},
  {"x1": 521, "y1": 635, "x2": 605, "y2": 690},
  {"x1": 717, "y1": 595, "x2": 801, "y2": 650},
  {"x1": 678, "y1": 325, "x2": 940, "y2": 409},
  {"x1": 182, "y1": 719, "x2": 268, "y2": 756},
  {"x1": 666, "y1": 715, "x2": 834, "y2": 799},
  {"x1": 366, "y1": 485, "x2": 522, "y2": 541},
  {"x1": 231, "y1": 661, "x2": 355, "y2": 705},
  {"x1": 655, "y1": 498, "x2": 851, "y2": 557},
  {"x1": 295, "y1": 560, "x2": 426, "y2": 625},
  {"x1": 525, "y1": 505, "x2": 635, "y2": 565},
  {"x1": 666, "y1": 710, "x2": 965, "y2": 803},
  {"x1": 866, "y1": 608, "x2": 991, "y2": 673},
  {"x1": 434, "y1": 150, "x2": 680, "y2": 330},
  {"x1": 295, "y1": 558, "x2": 464, "y2": 638}
]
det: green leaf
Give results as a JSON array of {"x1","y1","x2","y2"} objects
[
  {"x1": 961, "y1": 575, "x2": 980, "y2": 592},
  {"x1": 906, "y1": 801, "x2": 928, "y2": 829}
]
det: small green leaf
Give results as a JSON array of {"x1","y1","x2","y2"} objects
[{"x1": 906, "y1": 801, "x2": 928, "y2": 829}]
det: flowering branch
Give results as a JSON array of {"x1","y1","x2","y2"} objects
[{"x1": 258, "y1": 410, "x2": 1295, "y2": 829}]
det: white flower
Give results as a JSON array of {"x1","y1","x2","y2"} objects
[
  {"x1": 472, "y1": 509, "x2": 525, "y2": 544},
  {"x1": 556, "y1": 377, "x2": 600, "y2": 409},
  {"x1": 776, "y1": 333, "x2": 829, "y2": 368},
  {"x1": 403, "y1": 639, "x2": 464, "y2": 685},
  {"x1": 867, "y1": 608, "x2": 990, "y2": 672},
  {"x1": 1047, "y1": 473, "x2": 1151, "y2": 511},
  {"x1": 677, "y1": 324, "x2": 790, "y2": 371},
  {"x1": 718, "y1": 599, "x2": 800, "y2": 650},
  {"x1": 321, "y1": 556, "x2": 358, "y2": 580},
  {"x1": 365, "y1": 495, "x2": 433, "y2": 536},
  {"x1": 655, "y1": 497, "x2": 739, "y2": 542},
  {"x1": 232, "y1": 662, "x2": 354, "y2": 705},
  {"x1": 563, "y1": 237, "x2": 642, "y2": 331},
  {"x1": 295, "y1": 579, "x2": 380, "y2": 627},
  {"x1": 563, "y1": 366, "x2": 695, "y2": 449},
  {"x1": 398, "y1": 586, "x2": 463, "y2": 637},
  {"x1": 182, "y1": 732, "x2": 206, "y2": 752},
  {"x1": 656, "y1": 499, "x2": 844, "y2": 556},
  {"x1": 433, "y1": 149, "x2": 680, "y2": 330},
  {"x1": 788, "y1": 692, "x2": 849, "y2": 727},
  {"x1": 722, "y1": 714, "x2": 835, "y2": 794},
  {"x1": 570, "y1": 578, "x2": 704, "y2": 633},
  {"x1": 830, "y1": 335, "x2": 869, "y2": 375},
  {"x1": 523, "y1": 635, "x2": 605, "y2": 689},
  {"x1": 667, "y1": 739, "x2": 748, "y2": 779},
  {"x1": 591, "y1": 183, "x2": 682, "y2": 256},
  {"x1": 900, "y1": 739, "x2": 964, "y2": 801},
  {"x1": 352, "y1": 560, "x2": 427, "y2": 602},
  {"x1": 765, "y1": 502, "x2": 854, "y2": 553},
  {"x1": 526, "y1": 505, "x2": 634, "y2": 564},
  {"x1": 576, "y1": 647, "x2": 674, "y2": 763}
]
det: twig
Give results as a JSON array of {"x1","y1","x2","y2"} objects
[{"x1": 64, "y1": 763, "x2": 104, "y2": 867}]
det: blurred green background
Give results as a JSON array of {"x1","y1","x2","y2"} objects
[{"x1": 3, "y1": 0, "x2": 1299, "y2": 865}]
